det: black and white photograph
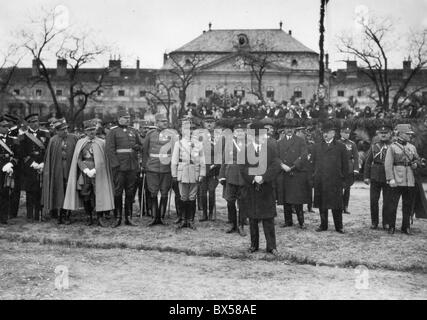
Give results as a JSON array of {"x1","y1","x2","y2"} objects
[{"x1": 0, "y1": 0, "x2": 426, "y2": 304}]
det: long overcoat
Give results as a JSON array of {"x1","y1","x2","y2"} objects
[
  {"x1": 240, "y1": 140, "x2": 281, "y2": 219},
  {"x1": 276, "y1": 134, "x2": 311, "y2": 205},
  {"x1": 312, "y1": 139, "x2": 349, "y2": 210}
]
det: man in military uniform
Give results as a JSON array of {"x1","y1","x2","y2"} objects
[
  {"x1": 340, "y1": 125, "x2": 359, "y2": 214},
  {"x1": 106, "y1": 110, "x2": 142, "y2": 227},
  {"x1": 385, "y1": 124, "x2": 421, "y2": 235},
  {"x1": 5, "y1": 114, "x2": 22, "y2": 219},
  {"x1": 20, "y1": 114, "x2": 50, "y2": 221},
  {"x1": 142, "y1": 113, "x2": 178, "y2": 226},
  {"x1": 219, "y1": 120, "x2": 247, "y2": 236},
  {"x1": 171, "y1": 118, "x2": 206, "y2": 229},
  {"x1": 276, "y1": 119, "x2": 310, "y2": 228},
  {"x1": 0, "y1": 116, "x2": 19, "y2": 225},
  {"x1": 199, "y1": 115, "x2": 221, "y2": 221},
  {"x1": 363, "y1": 124, "x2": 392, "y2": 229}
]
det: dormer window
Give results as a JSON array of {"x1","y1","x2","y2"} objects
[{"x1": 237, "y1": 34, "x2": 249, "y2": 47}]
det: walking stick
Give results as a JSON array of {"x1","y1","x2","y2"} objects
[
  {"x1": 140, "y1": 173, "x2": 146, "y2": 218},
  {"x1": 167, "y1": 187, "x2": 172, "y2": 218}
]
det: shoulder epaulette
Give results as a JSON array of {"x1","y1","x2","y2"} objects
[{"x1": 110, "y1": 126, "x2": 118, "y2": 130}]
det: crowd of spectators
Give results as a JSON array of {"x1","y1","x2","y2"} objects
[{"x1": 177, "y1": 99, "x2": 427, "y2": 121}]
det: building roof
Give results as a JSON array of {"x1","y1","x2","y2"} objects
[
  {"x1": 332, "y1": 68, "x2": 427, "y2": 85},
  {"x1": 172, "y1": 29, "x2": 317, "y2": 54}
]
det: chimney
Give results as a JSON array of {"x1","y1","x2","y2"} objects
[
  {"x1": 346, "y1": 60, "x2": 357, "y2": 78},
  {"x1": 108, "y1": 58, "x2": 121, "y2": 77},
  {"x1": 279, "y1": 21, "x2": 283, "y2": 30},
  {"x1": 325, "y1": 53, "x2": 329, "y2": 70},
  {"x1": 56, "y1": 58, "x2": 67, "y2": 77},
  {"x1": 136, "y1": 59, "x2": 140, "y2": 79},
  {"x1": 163, "y1": 53, "x2": 168, "y2": 65},
  {"x1": 32, "y1": 59, "x2": 40, "y2": 77},
  {"x1": 209, "y1": 22, "x2": 212, "y2": 31},
  {"x1": 403, "y1": 59, "x2": 411, "y2": 79},
  {"x1": 288, "y1": 30, "x2": 292, "y2": 36}
]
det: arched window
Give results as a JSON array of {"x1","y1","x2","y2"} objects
[
  {"x1": 294, "y1": 87, "x2": 302, "y2": 98},
  {"x1": 205, "y1": 85, "x2": 213, "y2": 98},
  {"x1": 266, "y1": 86, "x2": 275, "y2": 99}
]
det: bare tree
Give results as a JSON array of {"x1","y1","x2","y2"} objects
[
  {"x1": 20, "y1": 8, "x2": 68, "y2": 117},
  {"x1": 56, "y1": 32, "x2": 110, "y2": 128},
  {"x1": 0, "y1": 45, "x2": 21, "y2": 112},
  {"x1": 240, "y1": 41, "x2": 280, "y2": 104},
  {"x1": 166, "y1": 53, "x2": 205, "y2": 113},
  {"x1": 144, "y1": 76, "x2": 178, "y2": 120},
  {"x1": 338, "y1": 16, "x2": 427, "y2": 111}
]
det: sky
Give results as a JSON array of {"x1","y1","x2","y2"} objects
[{"x1": 0, "y1": 0, "x2": 426, "y2": 70}]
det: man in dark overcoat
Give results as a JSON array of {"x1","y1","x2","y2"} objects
[
  {"x1": 240, "y1": 121, "x2": 281, "y2": 255},
  {"x1": 276, "y1": 119, "x2": 311, "y2": 228},
  {"x1": 312, "y1": 121, "x2": 349, "y2": 233}
]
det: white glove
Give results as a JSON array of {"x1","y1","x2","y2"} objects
[
  {"x1": 39, "y1": 162, "x2": 44, "y2": 170},
  {"x1": 254, "y1": 175, "x2": 264, "y2": 184},
  {"x1": 30, "y1": 161, "x2": 39, "y2": 169},
  {"x1": 2, "y1": 162, "x2": 13, "y2": 173},
  {"x1": 89, "y1": 168, "x2": 96, "y2": 177},
  {"x1": 83, "y1": 168, "x2": 91, "y2": 176}
]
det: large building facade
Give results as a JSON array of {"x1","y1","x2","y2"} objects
[{"x1": 160, "y1": 26, "x2": 326, "y2": 105}]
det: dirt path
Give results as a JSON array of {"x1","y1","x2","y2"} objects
[{"x1": 1, "y1": 240, "x2": 426, "y2": 300}]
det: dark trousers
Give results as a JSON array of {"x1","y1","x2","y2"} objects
[
  {"x1": 9, "y1": 177, "x2": 21, "y2": 218},
  {"x1": 370, "y1": 181, "x2": 391, "y2": 227},
  {"x1": 284, "y1": 203, "x2": 304, "y2": 226},
  {"x1": 26, "y1": 190, "x2": 41, "y2": 220},
  {"x1": 0, "y1": 188, "x2": 10, "y2": 223},
  {"x1": 319, "y1": 209, "x2": 343, "y2": 231},
  {"x1": 249, "y1": 218, "x2": 276, "y2": 252},
  {"x1": 172, "y1": 179, "x2": 183, "y2": 219},
  {"x1": 388, "y1": 186, "x2": 415, "y2": 230},
  {"x1": 227, "y1": 200, "x2": 245, "y2": 229},
  {"x1": 343, "y1": 187, "x2": 351, "y2": 208},
  {"x1": 200, "y1": 175, "x2": 218, "y2": 218},
  {"x1": 113, "y1": 170, "x2": 137, "y2": 218}
]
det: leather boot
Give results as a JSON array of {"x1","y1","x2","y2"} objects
[
  {"x1": 187, "y1": 200, "x2": 196, "y2": 229},
  {"x1": 208, "y1": 191, "x2": 215, "y2": 221},
  {"x1": 64, "y1": 210, "x2": 72, "y2": 225},
  {"x1": 174, "y1": 197, "x2": 183, "y2": 224},
  {"x1": 57, "y1": 209, "x2": 64, "y2": 225},
  {"x1": 159, "y1": 197, "x2": 168, "y2": 223},
  {"x1": 84, "y1": 201, "x2": 93, "y2": 226},
  {"x1": 148, "y1": 196, "x2": 160, "y2": 226},
  {"x1": 113, "y1": 196, "x2": 123, "y2": 228},
  {"x1": 96, "y1": 212, "x2": 104, "y2": 227},
  {"x1": 178, "y1": 201, "x2": 188, "y2": 228},
  {"x1": 125, "y1": 200, "x2": 136, "y2": 226},
  {"x1": 200, "y1": 194, "x2": 208, "y2": 221}
]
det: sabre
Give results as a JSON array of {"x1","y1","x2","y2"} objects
[
  {"x1": 140, "y1": 173, "x2": 146, "y2": 218},
  {"x1": 167, "y1": 187, "x2": 172, "y2": 218}
]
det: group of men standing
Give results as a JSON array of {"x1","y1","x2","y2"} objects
[{"x1": 0, "y1": 110, "x2": 425, "y2": 256}]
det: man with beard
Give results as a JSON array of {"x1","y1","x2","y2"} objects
[
  {"x1": 42, "y1": 119, "x2": 78, "y2": 224},
  {"x1": 312, "y1": 121, "x2": 349, "y2": 233},
  {"x1": 64, "y1": 119, "x2": 115, "y2": 226},
  {"x1": 20, "y1": 114, "x2": 50, "y2": 222}
]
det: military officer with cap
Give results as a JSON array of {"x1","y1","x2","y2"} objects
[
  {"x1": 363, "y1": 123, "x2": 393, "y2": 229},
  {"x1": 198, "y1": 115, "x2": 221, "y2": 221},
  {"x1": 218, "y1": 119, "x2": 248, "y2": 236},
  {"x1": 0, "y1": 116, "x2": 19, "y2": 224},
  {"x1": 384, "y1": 123, "x2": 421, "y2": 235},
  {"x1": 4, "y1": 114, "x2": 22, "y2": 219},
  {"x1": 20, "y1": 113, "x2": 50, "y2": 221},
  {"x1": 106, "y1": 110, "x2": 142, "y2": 227},
  {"x1": 142, "y1": 113, "x2": 178, "y2": 226},
  {"x1": 340, "y1": 125, "x2": 359, "y2": 214}
]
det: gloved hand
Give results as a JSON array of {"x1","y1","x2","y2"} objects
[
  {"x1": 30, "y1": 162, "x2": 39, "y2": 169},
  {"x1": 83, "y1": 168, "x2": 91, "y2": 176},
  {"x1": 254, "y1": 175, "x2": 264, "y2": 184},
  {"x1": 38, "y1": 162, "x2": 44, "y2": 171},
  {"x1": 2, "y1": 162, "x2": 14, "y2": 173},
  {"x1": 89, "y1": 168, "x2": 96, "y2": 177}
]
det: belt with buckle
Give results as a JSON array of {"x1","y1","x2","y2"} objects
[
  {"x1": 150, "y1": 153, "x2": 169, "y2": 158},
  {"x1": 116, "y1": 149, "x2": 133, "y2": 153}
]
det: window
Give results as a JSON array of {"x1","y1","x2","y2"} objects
[
  {"x1": 98, "y1": 90, "x2": 104, "y2": 96},
  {"x1": 294, "y1": 87, "x2": 302, "y2": 98},
  {"x1": 140, "y1": 90, "x2": 146, "y2": 97},
  {"x1": 337, "y1": 90, "x2": 345, "y2": 97},
  {"x1": 291, "y1": 59, "x2": 298, "y2": 67},
  {"x1": 36, "y1": 89, "x2": 42, "y2": 96},
  {"x1": 266, "y1": 87, "x2": 274, "y2": 99},
  {"x1": 118, "y1": 90, "x2": 125, "y2": 97},
  {"x1": 205, "y1": 86, "x2": 213, "y2": 98},
  {"x1": 13, "y1": 89, "x2": 20, "y2": 95},
  {"x1": 234, "y1": 86, "x2": 245, "y2": 97},
  {"x1": 357, "y1": 90, "x2": 363, "y2": 97},
  {"x1": 300, "y1": 99, "x2": 306, "y2": 105},
  {"x1": 56, "y1": 89, "x2": 62, "y2": 96}
]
